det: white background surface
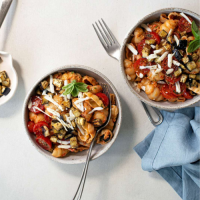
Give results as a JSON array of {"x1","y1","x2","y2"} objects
[{"x1": 0, "y1": 0, "x2": 199, "y2": 200}]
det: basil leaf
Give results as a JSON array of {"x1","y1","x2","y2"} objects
[
  {"x1": 188, "y1": 39, "x2": 200, "y2": 53},
  {"x1": 62, "y1": 83, "x2": 73, "y2": 89},
  {"x1": 63, "y1": 85, "x2": 74, "y2": 95},
  {"x1": 76, "y1": 86, "x2": 88, "y2": 92},
  {"x1": 192, "y1": 21, "x2": 200, "y2": 39},
  {"x1": 71, "y1": 87, "x2": 79, "y2": 97}
]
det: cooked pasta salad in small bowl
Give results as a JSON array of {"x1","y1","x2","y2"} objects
[
  {"x1": 23, "y1": 65, "x2": 121, "y2": 164},
  {"x1": 120, "y1": 8, "x2": 200, "y2": 109}
]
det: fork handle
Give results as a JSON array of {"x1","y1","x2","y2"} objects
[
  {"x1": 141, "y1": 102, "x2": 163, "y2": 126},
  {"x1": 72, "y1": 133, "x2": 98, "y2": 200}
]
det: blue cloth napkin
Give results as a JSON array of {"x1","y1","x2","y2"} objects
[{"x1": 134, "y1": 107, "x2": 200, "y2": 200}]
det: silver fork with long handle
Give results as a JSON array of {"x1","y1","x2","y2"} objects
[
  {"x1": 72, "y1": 83, "x2": 112, "y2": 200},
  {"x1": 0, "y1": 0, "x2": 13, "y2": 28},
  {"x1": 92, "y1": 19, "x2": 163, "y2": 126}
]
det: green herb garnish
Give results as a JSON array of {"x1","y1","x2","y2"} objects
[
  {"x1": 62, "y1": 80, "x2": 88, "y2": 97},
  {"x1": 188, "y1": 21, "x2": 200, "y2": 53}
]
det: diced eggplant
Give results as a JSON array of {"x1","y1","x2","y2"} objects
[
  {"x1": 76, "y1": 117, "x2": 86, "y2": 126},
  {"x1": 41, "y1": 95, "x2": 48, "y2": 104},
  {"x1": 179, "y1": 64, "x2": 186, "y2": 70},
  {"x1": 159, "y1": 30, "x2": 168, "y2": 38},
  {"x1": 53, "y1": 79, "x2": 63, "y2": 88},
  {"x1": 52, "y1": 128, "x2": 59, "y2": 134},
  {"x1": 187, "y1": 55, "x2": 193, "y2": 62},
  {"x1": 59, "y1": 129, "x2": 67, "y2": 135},
  {"x1": 173, "y1": 49, "x2": 183, "y2": 61},
  {"x1": 180, "y1": 74, "x2": 188, "y2": 83},
  {"x1": 190, "y1": 90, "x2": 197, "y2": 96},
  {"x1": 189, "y1": 74, "x2": 196, "y2": 79},
  {"x1": 182, "y1": 56, "x2": 190, "y2": 64},
  {"x1": 39, "y1": 80, "x2": 49, "y2": 90},
  {"x1": 174, "y1": 68, "x2": 182, "y2": 77},
  {"x1": 62, "y1": 100, "x2": 71, "y2": 108},
  {"x1": 70, "y1": 137, "x2": 78, "y2": 148},
  {"x1": 142, "y1": 45, "x2": 151, "y2": 58},
  {"x1": 71, "y1": 130, "x2": 78, "y2": 136},
  {"x1": 178, "y1": 40, "x2": 187, "y2": 50},
  {"x1": 42, "y1": 126, "x2": 50, "y2": 137},
  {"x1": 2, "y1": 78, "x2": 10, "y2": 87},
  {"x1": 64, "y1": 134, "x2": 73, "y2": 140},
  {"x1": 145, "y1": 39, "x2": 156, "y2": 45},
  {"x1": 186, "y1": 61, "x2": 196, "y2": 71},
  {"x1": 163, "y1": 41, "x2": 171, "y2": 51},
  {"x1": 50, "y1": 136, "x2": 58, "y2": 143},
  {"x1": 36, "y1": 88, "x2": 42, "y2": 95},
  {"x1": 71, "y1": 107, "x2": 81, "y2": 117},
  {"x1": 188, "y1": 78, "x2": 198, "y2": 87},
  {"x1": 167, "y1": 36, "x2": 174, "y2": 44},
  {"x1": 52, "y1": 122, "x2": 63, "y2": 131},
  {"x1": 196, "y1": 75, "x2": 200, "y2": 82},
  {"x1": 192, "y1": 53, "x2": 199, "y2": 61},
  {"x1": 0, "y1": 71, "x2": 7, "y2": 81},
  {"x1": 57, "y1": 133, "x2": 65, "y2": 140},
  {"x1": 2, "y1": 86, "x2": 10, "y2": 96}
]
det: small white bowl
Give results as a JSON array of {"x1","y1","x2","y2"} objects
[
  {"x1": 120, "y1": 8, "x2": 200, "y2": 110},
  {"x1": 23, "y1": 65, "x2": 122, "y2": 164},
  {"x1": 0, "y1": 51, "x2": 18, "y2": 106}
]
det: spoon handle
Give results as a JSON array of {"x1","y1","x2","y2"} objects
[{"x1": 0, "y1": 0, "x2": 13, "y2": 28}]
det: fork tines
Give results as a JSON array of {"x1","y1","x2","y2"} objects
[{"x1": 92, "y1": 19, "x2": 118, "y2": 48}]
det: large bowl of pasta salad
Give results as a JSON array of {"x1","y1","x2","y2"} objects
[
  {"x1": 120, "y1": 8, "x2": 200, "y2": 109},
  {"x1": 23, "y1": 65, "x2": 122, "y2": 164}
]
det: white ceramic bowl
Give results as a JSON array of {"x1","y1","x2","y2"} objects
[
  {"x1": 0, "y1": 51, "x2": 18, "y2": 106},
  {"x1": 120, "y1": 8, "x2": 200, "y2": 110},
  {"x1": 23, "y1": 65, "x2": 122, "y2": 164}
]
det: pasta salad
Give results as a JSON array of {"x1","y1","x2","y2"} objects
[
  {"x1": 124, "y1": 12, "x2": 200, "y2": 102},
  {"x1": 27, "y1": 71, "x2": 119, "y2": 158}
]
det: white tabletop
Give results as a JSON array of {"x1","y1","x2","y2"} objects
[{"x1": 0, "y1": 0, "x2": 199, "y2": 200}]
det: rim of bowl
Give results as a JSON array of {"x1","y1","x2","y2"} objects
[
  {"x1": 120, "y1": 7, "x2": 200, "y2": 110},
  {"x1": 22, "y1": 64, "x2": 122, "y2": 164}
]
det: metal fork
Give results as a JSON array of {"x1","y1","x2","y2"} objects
[
  {"x1": 92, "y1": 19, "x2": 163, "y2": 126},
  {"x1": 72, "y1": 83, "x2": 112, "y2": 200}
]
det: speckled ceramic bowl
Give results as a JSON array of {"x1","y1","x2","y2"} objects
[
  {"x1": 120, "y1": 8, "x2": 200, "y2": 110},
  {"x1": 23, "y1": 65, "x2": 122, "y2": 164}
]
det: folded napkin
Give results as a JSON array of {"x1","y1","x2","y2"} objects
[{"x1": 134, "y1": 107, "x2": 200, "y2": 200}]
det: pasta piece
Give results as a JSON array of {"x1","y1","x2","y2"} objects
[
  {"x1": 81, "y1": 102, "x2": 93, "y2": 122},
  {"x1": 160, "y1": 13, "x2": 168, "y2": 23},
  {"x1": 82, "y1": 76, "x2": 98, "y2": 86},
  {"x1": 168, "y1": 12, "x2": 182, "y2": 20},
  {"x1": 111, "y1": 105, "x2": 119, "y2": 122},
  {"x1": 92, "y1": 108, "x2": 109, "y2": 127},
  {"x1": 131, "y1": 27, "x2": 145, "y2": 44},
  {"x1": 160, "y1": 19, "x2": 179, "y2": 33},
  {"x1": 61, "y1": 71, "x2": 82, "y2": 83},
  {"x1": 97, "y1": 129, "x2": 113, "y2": 145},
  {"x1": 105, "y1": 118, "x2": 115, "y2": 131},
  {"x1": 29, "y1": 112, "x2": 46, "y2": 124},
  {"x1": 53, "y1": 94, "x2": 64, "y2": 105},
  {"x1": 84, "y1": 92, "x2": 105, "y2": 108},
  {"x1": 87, "y1": 85, "x2": 103, "y2": 94},
  {"x1": 52, "y1": 147, "x2": 69, "y2": 158},
  {"x1": 188, "y1": 83, "x2": 200, "y2": 94},
  {"x1": 147, "y1": 70, "x2": 165, "y2": 81},
  {"x1": 53, "y1": 73, "x2": 62, "y2": 79},
  {"x1": 68, "y1": 146, "x2": 89, "y2": 153},
  {"x1": 148, "y1": 21, "x2": 162, "y2": 33},
  {"x1": 124, "y1": 59, "x2": 137, "y2": 81}
]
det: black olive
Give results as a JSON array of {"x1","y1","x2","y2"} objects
[
  {"x1": 2, "y1": 87, "x2": 10, "y2": 96},
  {"x1": 178, "y1": 40, "x2": 187, "y2": 50},
  {"x1": 172, "y1": 49, "x2": 183, "y2": 61}
]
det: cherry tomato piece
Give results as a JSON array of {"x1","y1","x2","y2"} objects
[
  {"x1": 137, "y1": 39, "x2": 146, "y2": 55},
  {"x1": 161, "y1": 84, "x2": 177, "y2": 100},
  {"x1": 165, "y1": 75, "x2": 181, "y2": 85},
  {"x1": 183, "y1": 90, "x2": 193, "y2": 99},
  {"x1": 27, "y1": 121, "x2": 35, "y2": 133},
  {"x1": 178, "y1": 17, "x2": 193, "y2": 33},
  {"x1": 29, "y1": 96, "x2": 45, "y2": 114},
  {"x1": 169, "y1": 83, "x2": 186, "y2": 97},
  {"x1": 36, "y1": 135, "x2": 52, "y2": 151},
  {"x1": 33, "y1": 121, "x2": 49, "y2": 135},
  {"x1": 145, "y1": 31, "x2": 161, "y2": 44},
  {"x1": 44, "y1": 114, "x2": 52, "y2": 124},
  {"x1": 96, "y1": 93, "x2": 109, "y2": 107},
  {"x1": 133, "y1": 58, "x2": 150, "y2": 76}
]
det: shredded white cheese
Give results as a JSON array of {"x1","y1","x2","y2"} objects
[
  {"x1": 157, "y1": 81, "x2": 166, "y2": 84},
  {"x1": 180, "y1": 12, "x2": 192, "y2": 24},
  {"x1": 57, "y1": 140, "x2": 70, "y2": 145},
  {"x1": 69, "y1": 110, "x2": 76, "y2": 121},
  {"x1": 166, "y1": 68, "x2": 174, "y2": 74},
  {"x1": 56, "y1": 117, "x2": 69, "y2": 131},
  {"x1": 139, "y1": 73, "x2": 144, "y2": 78},
  {"x1": 126, "y1": 44, "x2": 138, "y2": 55},
  {"x1": 28, "y1": 99, "x2": 32, "y2": 109},
  {"x1": 173, "y1": 60, "x2": 181, "y2": 66},
  {"x1": 74, "y1": 93, "x2": 90, "y2": 112},
  {"x1": 49, "y1": 75, "x2": 55, "y2": 94},
  {"x1": 175, "y1": 81, "x2": 181, "y2": 93},
  {"x1": 157, "y1": 64, "x2": 162, "y2": 69},
  {"x1": 46, "y1": 108, "x2": 60, "y2": 118},
  {"x1": 154, "y1": 68, "x2": 163, "y2": 74},
  {"x1": 44, "y1": 95, "x2": 64, "y2": 111},
  {"x1": 158, "y1": 52, "x2": 168, "y2": 62},
  {"x1": 57, "y1": 145, "x2": 71, "y2": 149},
  {"x1": 140, "y1": 65, "x2": 157, "y2": 70},
  {"x1": 174, "y1": 35, "x2": 179, "y2": 46},
  {"x1": 150, "y1": 45, "x2": 156, "y2": 49},
  {"x1": 141, "y1": 24, "x2": 152, "y2": 32},
  {"x1": 42, "y1": 90, "x2": 48, "y2": 96},
  {"x1": 154, "y1": 49, "x2": 163, "y2": 54},
  {"x1": 167, "y1": 29, "x2": 173, "y2": 37},
  {"x1": 147, "y1": 54, "x2": 158, "y2": 60},
  {"x1": 33, "y1": 106, "x2": 52, "y2": 118},
  {"x1": 127, "y1": 74, "x2": 131, "y2": 81},
  {"x1": 88, "y1": 107, "x2": 104, "y2": 114},
  {"x1": 168, "y1": 53, "x2": 174, "y2": 68},
  {"x1": 141, "y1": 86, "x2": 146, "y2": 91},
  {"x1": 76, "y1": 120, "x2": 85, "y2": 135}
]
